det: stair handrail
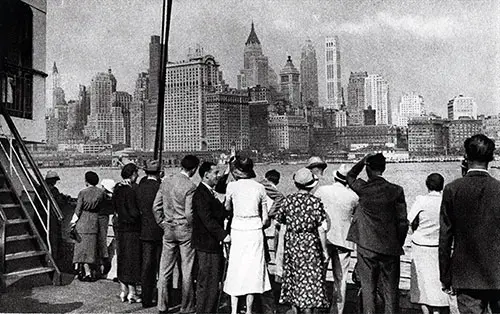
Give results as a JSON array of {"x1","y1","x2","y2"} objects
[{"x1": 0, "y1": 108, "x2": 63, "y2": 221}]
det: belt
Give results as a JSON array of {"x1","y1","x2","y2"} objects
[{"x1": 234, "y1": 215, "x2": 260, "y2": 218}]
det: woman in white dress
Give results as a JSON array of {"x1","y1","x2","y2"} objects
[
  {"x1": 224, "y1": 156, "x2": 271, "y2": 314},
  {"x1": 409, "y1": 173, "x2": 450, "y2": 314}
]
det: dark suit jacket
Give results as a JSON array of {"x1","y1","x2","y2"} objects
[
  {"x1": 347, "y1": 163, "x2": 408, "y2": 256},
  {"x1": 192, "y1": 183, "x2": 229, "y2": 253},
  {"x1": 439, "y1": 170, "x2": 500, "y2": 289},
  {"x1": 137, "y1": 177, "x2": 163, "y2": 241}
]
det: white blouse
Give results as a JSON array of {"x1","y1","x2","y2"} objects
[
  {"x1": 408, "y1": 191, "x2": 442, "y2": 246},
  {"x1": 225, "y1": 179, "x2": 267, "y2": 230}
]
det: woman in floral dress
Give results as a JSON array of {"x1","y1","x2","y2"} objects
[{"x1": 277, "y1": 168, "x2": 330, "y2": 314}]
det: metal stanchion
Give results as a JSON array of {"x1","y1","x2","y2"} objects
[{"x1": 217, "y1": 242, "x2": 231, "y2": 314}]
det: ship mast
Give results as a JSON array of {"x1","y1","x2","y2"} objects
[{"x1": 153, "y1": 0, "x2": 173, "y2": 163}]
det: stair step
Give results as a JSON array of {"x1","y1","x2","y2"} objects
[
  {"x1": 6, "y1": 218, "x2": 29, "y2": 225},
  {"x1": 4, "y1": 266, "x2": 54, "y2": 279},
  {"x1": 5, "y1": 250, "x2": 46, "y2": 261},
  {"x1": 6, "y1": 234, "x2": 36, "y2": 242},
  {"x1": 2, "y1": 204, "x2": 19, "y2": 208},
  {"x1": 0, "y1": 188, "x2": 11, "y2": 193}
]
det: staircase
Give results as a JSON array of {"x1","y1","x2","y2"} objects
[{"x1": 0, "y1": 109, "x2": 63, "y2": 291}]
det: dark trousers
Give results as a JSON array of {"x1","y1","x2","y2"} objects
[
  {"x1": 196, "y1": 250, "x2": 223, "y2": 314},
  {"x1": 357, "y1": 251, "x2": 400, "y2": 314},
  {"x1": 457, "y1": 289, "x2": 500, "y2": 314},
  {"x1": 141, "y1": 240, "x2": 162, "y2": 307}
]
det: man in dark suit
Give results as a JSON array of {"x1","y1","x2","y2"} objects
[
  {"x1": 439, "y1": 134, "x2": 500, "y2": 313},
  {"x1": 346, "y1": 153, "x2": 408, "y2": 314},
  {"x1": 192, "y1": 161, "x2": 231, "y2": 314},
  {"x1": 137, "y1": 160, "x2": 163, "y2": 308}
]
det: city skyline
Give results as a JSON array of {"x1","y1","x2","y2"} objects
[{"x1": 46, "y1": 0, "x2": 500, "y2": 116}]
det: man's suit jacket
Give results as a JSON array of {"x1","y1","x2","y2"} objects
[
  {"x1": 439, "y1": 170, "x2": 500, "y2": 289},
  {"x1": 192, "y1": 183, "x2": 229, "y2": 253},
  {"x1": 347, "y1": 176, "x2": 408, "y2": 256},
  {"x1": 137, "y1": 177, "x2": 163, "y2": 241},
  {"x1": 153, "y1": 173, "x2": 196, "y2": 226}
]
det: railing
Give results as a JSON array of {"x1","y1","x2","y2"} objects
[{"x1": 0, "y1": 108, "x2": 63, "y2": 253}]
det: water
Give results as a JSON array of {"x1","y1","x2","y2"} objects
[{"x1": 46, "y1": 161, "x2": 500, "y2": 206}]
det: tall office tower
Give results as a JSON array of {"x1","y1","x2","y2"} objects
[
  {"x1": 447, "y1": 95, "x2": 477, "y2": 120},
  {"x1": 205, "y1": 86, "x2": 250, "y2": 151},
  {"x1": 134, "y1": 72, "x2": 149, "y2": 102},
  {"x1": 112, "y1": 91, "x2": 132, "y2": 145},
  {"x1": 85, "y1": 69, "x2": 117, "y2": 143},
  {"x1": 268, "y1": 113, "x2": 309, "y2": 152},
  {"x1": 280, "y1": 56, "x2": 300, "y2": 108},
  {"x1": 78, "y1": 85, "x2": 90, "y2": 126},
  {"x1": 395, "y1": 92, "x2": 425, "y2": 126},
  {"x1": 324, "y1": 36, "x2": 342, "y2": 109},
  {"x1": 67, "y1": 100, "x2": 84, "y2": 139},
  {"x1": 365, "y1": 74, "x2": 390, "y2": 125},
  {"x1": 347, "y1": 72, "x2": 368, "y2": 125},
  {"x1": 129, "y1": 101, "x2": 145, "y2": 150},
  {"x1": 248, "y1": 86, "x2": 270, "y2": 151},
  {"x1": 164, "y1": 54, "x2": 221, "y2": 151},
  {"x1": 300, "y1": 39, "x2": 319, "y2": 107},
  {"x1": 145, "y1": 35, "x2": 162, "y2": 151},
  {"x1": 237, "y1": 22, "x2": 269, "y2": 89}
]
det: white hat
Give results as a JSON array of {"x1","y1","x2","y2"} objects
[
  {"x1": 100, "y1": 179, "x2": 116, "y2": 193},
  {"x1": 334, "y1": 164, "x2": 350, "y2": 184},
  {"x1": 293, "y1": 168, "x2": 318, "y2": 189}
]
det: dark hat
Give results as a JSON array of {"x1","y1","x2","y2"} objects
[
  {"x1": 231, "y1": 156, "x2": 256, "y2": 179},
  {"x1": 144, "y1": 159, "x2": 161, "y2": 173},
  {"x1": 293, "y1": 168, "x2": 318, "y2": 189},
  {"x1": 45, "y1": 170, "x2": 60, "y2": 181},
  {"x1": 365, "y1": 153, "x2": 386, "y2": 170},
  {"x1": 306, "y1": 156, "x2": 327, "y2": 170}
]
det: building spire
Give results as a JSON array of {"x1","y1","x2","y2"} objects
[
  {"x1": 246, "y1": 21, "x2": 261, "y2": 45},
  {"x1": 52, "y1": 61, "x2": 58, "y2": 74}
]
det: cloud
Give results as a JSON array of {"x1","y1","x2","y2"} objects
[{"x1": 335, "y1": 12, "x2": 458, "y2": 39}]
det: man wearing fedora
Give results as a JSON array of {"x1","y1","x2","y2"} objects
[
  {"x1": 315, "y1": 164, "x2": 359, "y2": 314},
  {"x1": 346, "y1": 153, "x2": 408, "y2": 314},
  {"x1": 306, "y1": 156, "x2": 328, "y2": 188},
  {"x1": 154, "y1": 155, "x2": 200, "y2": 314},
  {"x1": 45, "y1": 170, "x2": 74, "y2": 209},
  {"x1": 137, "y1": 160, "x2": 163, "y2": 308}
]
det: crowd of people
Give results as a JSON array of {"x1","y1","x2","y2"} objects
[{"x1": 59, "y1": 133, "x2": 500, "y2": 314}]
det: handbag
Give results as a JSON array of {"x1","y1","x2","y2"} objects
[{"x1": 69, "y1": 224, "x2": 82, "y2": 243}]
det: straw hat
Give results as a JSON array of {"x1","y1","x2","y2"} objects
[
  {"x1": 100, "y1": 179, "x2": 116, "y2": 193},
  {"x1": 293, "y1": 168, "x2": 318, "y2": 189},
  {"x1": 306, "y1": 156, "x2": 327, "y2": 170},
  {"x1": 334, "y1": 164, "x2": 350, "y2": 184},
  {"x1": 45, "y1": 170, "x2": 60, "y2": 181}
]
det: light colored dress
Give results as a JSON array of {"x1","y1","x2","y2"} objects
[
  {"x1": 409, "y1": 191, "x2": 450, "y2": 307},
  {"x1": 223, "y1": 179, "x2": 271, "y2": 296}
]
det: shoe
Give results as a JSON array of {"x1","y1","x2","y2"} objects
[
  {"x1": 119, "y1": 291, "x2": 127, "y2": 302},
  {"x1": 128, "y1": 294, "x2": 142, "y2": 304}
]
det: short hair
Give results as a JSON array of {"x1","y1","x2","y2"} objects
[
  {"x1": 85, "y1": 171, "x2": 99, "y2": 186},
  {"x1": 464, "y1": 134, "x2": 495, "y2": 163},
  {"x1": 425, "y1": 173, "x2": 444, "y2": 192},
  {"x1": 198, "y1": 161, "x2": 216, "y2": 178},
  {"x1": 121, "y1": 163, "x2": 138, "y2": 179},
  {"x1": 181, "y1": 155, "x2": 200, "y2": 171},
  {"x1": 265, "y1": 169, "x2": 280, "y2": 185},
  {"x1": 366, "y1": 153, "x2": 386, "y2": 172}
]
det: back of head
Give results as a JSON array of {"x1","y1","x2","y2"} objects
[
  {"x1": 181, "y1": 155, "x2": 200, "y2": 172},
  {"x1": 366, "y1": 153, "x2": 386, "y2": 173},
  {"x1": 426, "y1": 173, "x2": 444, "y2": 192},
  {"x1": 121, "y1": 163, "x2": 138, "y2": 179},
  {"x1": 85, "y1": 171, "x2": 99, "y2": 186},
  {"x1": 464, "y1": 134, "x2": 495, "y2": 163},
  {"x1": 198, "y1": 161, "x2": 215, "y2": 179},
  {"x1": 265, "y1": 169, "x2": 280, "y2": 185}
]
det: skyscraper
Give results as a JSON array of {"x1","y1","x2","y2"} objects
[
  {"x1": 324, "y1": 36, "x2": 342, "y2": 109},
  {"x1": 145, "y1": 35, "x2": 162, "y2": 151},
  {"x1": 447, "y1": 95, "x2": 477, "y2": 120},
  {"x1": 347, "y1": 72, "x2": 368, "y2": 126},
  {"x1": 248, "y1": 86, "x2": 270, "y2": 152},
  {"x1": 300, "y1": 39, "x2": 319, "y2": 107},
  {"x1": 394, "y1": 92, "x2": 425, "y2": 126},
  {"x1": 280, "y1": 56, "x2": 300, "y2": 108},
  {"x1": 111, "y1": 91, "x2": 132, "y2": 145},
  {"x1": 130, "y1": 72, "x2": 149, "y2": 150},
  {"x1": 237, "y1": 22, "x2": 269, "y2": 89},
  {"x1": 365, "y1": 74, "x2": 390, "y2": 125},
  {"x1": 164, "y1": 53, "x2": 221, "y2": 151}
]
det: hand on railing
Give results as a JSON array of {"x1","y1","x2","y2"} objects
[{"x1": 70, "y1": 213, "x2": 79, "y2": 227}]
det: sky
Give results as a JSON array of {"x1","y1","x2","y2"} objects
[{"x1": 46, "y1": 0, "x2": 500, "y2": 116}]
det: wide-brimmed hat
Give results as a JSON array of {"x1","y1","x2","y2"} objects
[
  {"x1": 143, "y1": 159, "x2": 161, "y2": 173},
  {"x1": 45, "y1": 170, "x2": 60, "y2": 181},
  {"x1": 306, "y1": 156, "x2": 327, "y2": 170},
  {"x1": 334, "y1": 164, "x2": 350, "y2": 184},
  {"x1": 231, "y1": 156, "x2": 256, "y2": 179},
  {"x1": 293, "y1": 168, "x2": 318, "y2": 189},
  {"x1": 100, "y1": 179, "x2": 116, "y2": 193}
]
